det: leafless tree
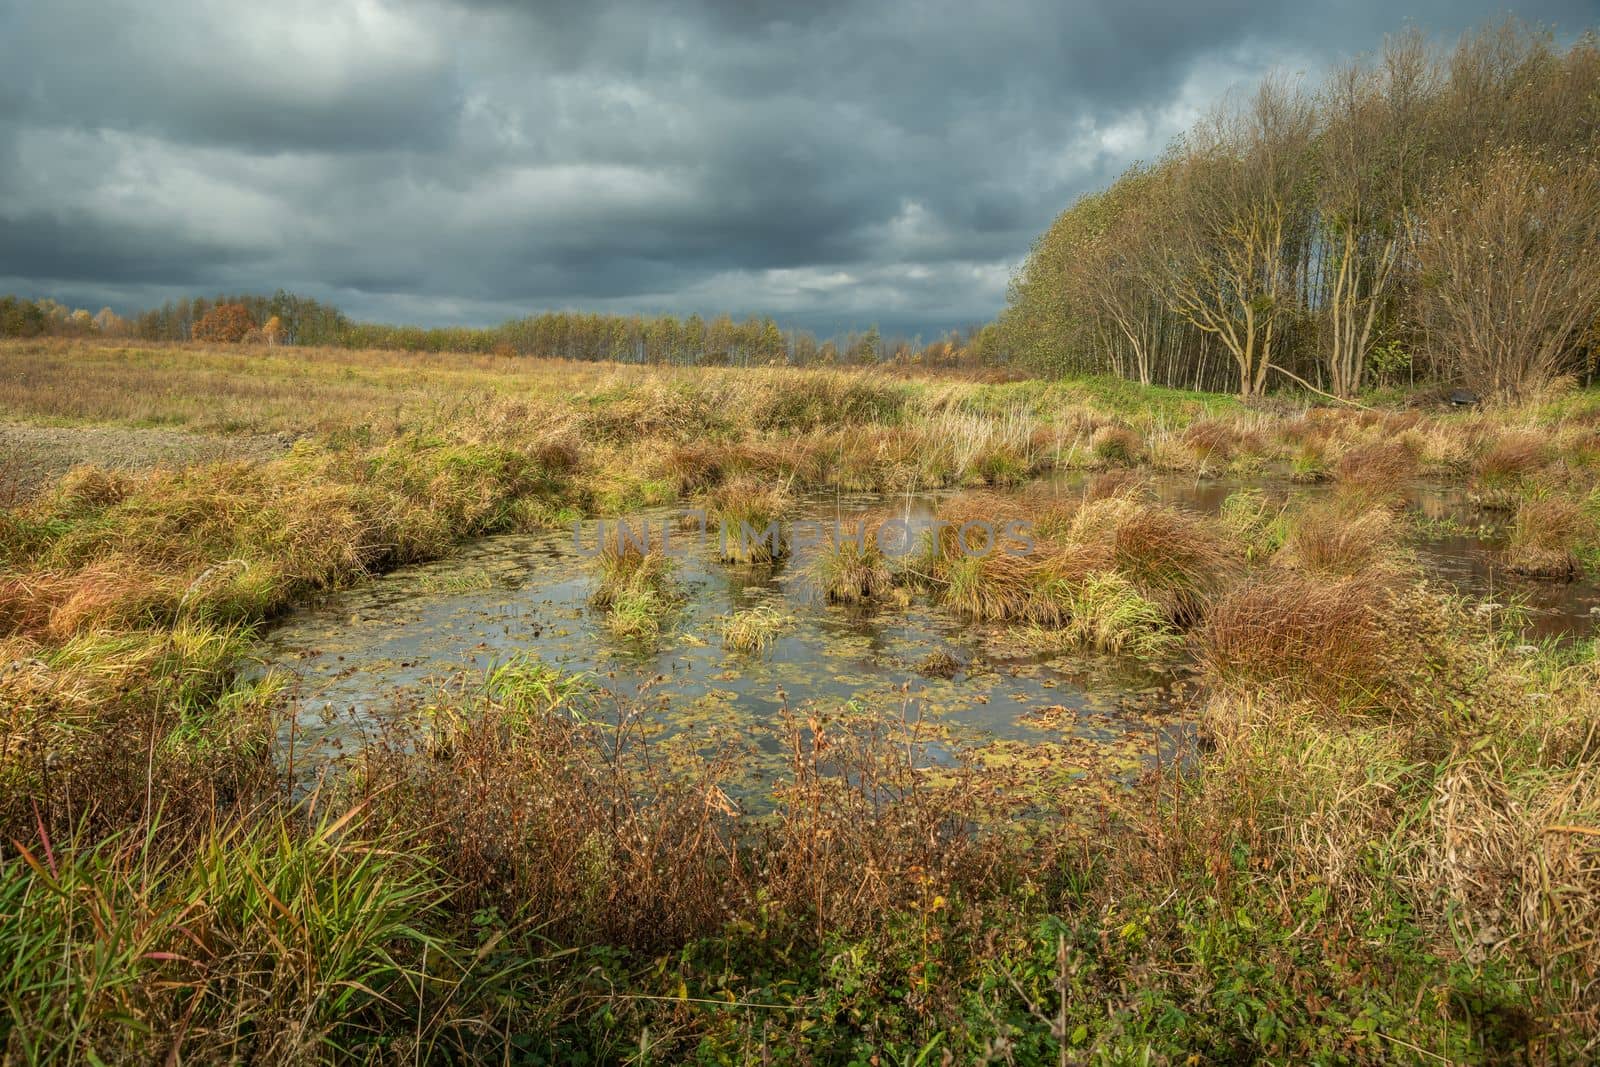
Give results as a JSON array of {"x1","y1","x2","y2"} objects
[{"x1": 1412, "y1": 151, "x2": 1600, "y2": 402}]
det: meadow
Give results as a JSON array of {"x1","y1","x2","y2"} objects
[{"x1": 3, "y1": 337, "x2": 1600, "y2": 1064}]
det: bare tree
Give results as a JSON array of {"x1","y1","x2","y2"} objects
[
  {"x1": 1412, "y1": 151, "x2": 1600, "y2": 402},
  {"x1": 1157, "y1": 78, "x2": 1317, "y2": 396},
  {"x1": 1316, "y1": 30, "x2": 1434, "y2": 396}
]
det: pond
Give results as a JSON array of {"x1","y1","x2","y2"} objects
[{"x1": 257, "y1": 475, "x2": 1600, "y2": 791}]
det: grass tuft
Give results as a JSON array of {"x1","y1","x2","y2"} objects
[
  {"x1": 1277, "y1": 502, "x2": 1406, "y2": 578},
  {"x1": 1504, "y1": 494, "x2": 1590, "y2": 578},
  {"x1": 719, "y1": 605, "x2": 793, "y2": 654},
  {"x1": 590, "y1": 542, "x2": 681, "y2": 641},
  {"x1": 807, "y1": 520, "x2": 896, "y2": 603},
  {"x1": 702, "y1": 476, "x2": 793, "y2": 563}
]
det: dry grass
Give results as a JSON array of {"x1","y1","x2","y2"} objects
[
  {"x1": 1089, "y1": 423, "x2": 1144, "y2": 466},
  {"x1": 589, "y1": 542, "x2": 680, "y2": 640},
  {"x1": 1218, "y1": 488, "x2": 1288, "y2": 561},
  {"x1": 1504, "y1": 495, "x2": 1588, "y2": 578},
  {"x1": 1333, "y1": 438, "x2": 1419, "y2": 499},
  {"x1": 909, "y1": 490, "x2": 1227, "y2": 658},
  {"x1": 701, "y1": 475, "x2": 793, "y2": 562},
  {"x1": 1472, "y1": 431, "x2": 1552, "y2": 508},
  {"x1": 807, "y1": 522, "x2": 896, "y2": 603},
  {"x1": 1277, "y1": 502, "x2": 1406, "y2": 578},
  {"x1": 1180, "y1": 418, "x2": 1242, "y2": 462},
  {"x1": 1181, "y1": 635, "x2": 1600, "y2": 1057},
  {"x1": 1199, "y1": 574, "x2": 1444, "y2": 713},
  {"x1": 1061, "y1": 495, "x2": 1236, "y2": 623},
  {"x1": 936, "y1": 550, "x2": 1040, "y2": 621}
]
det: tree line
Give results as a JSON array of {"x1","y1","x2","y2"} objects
[
  {"x1": 0, "y1": 289, "x2": 1006, "y2": 370},
  {"x1": 1000, "y1": 19, "x2": 1600, "y2": 401}
]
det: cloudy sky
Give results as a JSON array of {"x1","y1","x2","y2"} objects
[{"x1": 0, "y1": 1, "x2": 1593, "y2": 337}]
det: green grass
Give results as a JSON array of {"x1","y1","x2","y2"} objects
[
  {"x1": 1055, "y1": 571, "x2": 1179, "y2": 657},
  {"x1": 485, "y1": 654, "x2": 596, "y2": 720},
  {"x1": 0, "y1": 814, "x2": 460, "y2": 1063},
  {"x1": 1219, "y1": 489, "x2": 1289, "y2": 560}
]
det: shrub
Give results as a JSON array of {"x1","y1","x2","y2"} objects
[{"x1": 1412, "y1": 151, "x2": 1600, "y2": 404}]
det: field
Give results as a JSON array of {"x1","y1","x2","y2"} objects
[{"x1": 3, "y1": 337, "x2": 1600, "y2": 1063}]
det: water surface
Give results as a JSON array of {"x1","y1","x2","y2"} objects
[{"x1": 259, "y1": 476, "x2": 1599, "y2": 788}]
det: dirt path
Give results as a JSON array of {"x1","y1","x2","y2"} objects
[{"x1": 0, "y1": 421, "x2": 287, "y2": 502}]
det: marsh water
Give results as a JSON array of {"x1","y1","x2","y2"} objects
[{"x1": 260, "y1": 476, "x2": 1600, "y2": 789}]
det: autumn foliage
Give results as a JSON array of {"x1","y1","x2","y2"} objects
[{"x1": 191, "y1": 303, "x2": 257, "y2": 344}]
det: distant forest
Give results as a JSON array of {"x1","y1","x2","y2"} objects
[
  {"x1": 0, "y1": 290, "x2": 1003, "y2": 370},
  {"x1": 1000, "y1": 19, "x2": 1600, "y2": 400}
]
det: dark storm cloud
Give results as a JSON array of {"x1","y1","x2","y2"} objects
[
  {"x1": 0, "y1": 212, "x2": 245, "y2": 285},
  {"x1": 1, "y1": 0, "x2": 1595, "y2": 334}
]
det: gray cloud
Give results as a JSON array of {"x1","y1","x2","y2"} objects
[{"x1": 1, "y1": 0, "x2": 1594, "y2": 336}]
